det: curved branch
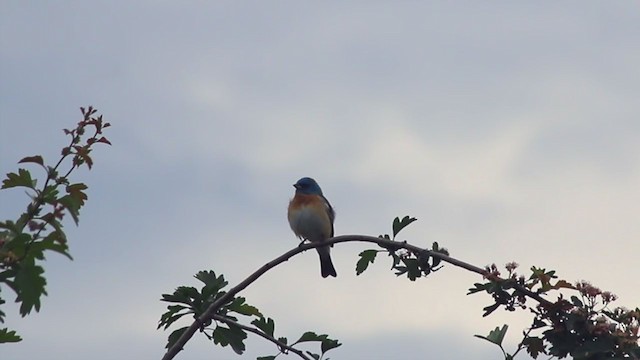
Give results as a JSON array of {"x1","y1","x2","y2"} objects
[
  {"x1": 211, "y1": 314, "x2": 311, "y2": 360},
  {"x1": 161, "y1": 234, "x2": 551, "y2": 360}
]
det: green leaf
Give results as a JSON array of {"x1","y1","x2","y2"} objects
[
  {"x1": 165, "y1": 326, "x2": 188, "y2": 349},
  {"x1": 355, "y1": 250, "x2": 377, "y2": 275},
  {"x1": 306, "y1": 351, "x2": 320, "y2": 360},
  {"x1": 227, "y1": 297, "x2": 262, "y2": 317},
  {"x1": 252, "y1": 317, "x2": 275, "y2": 337},
  {"x1": 401, "y1": 258, "x2": 421, "y2": 281},
  {"x1": 2, "y1": 169, "x2": 36, "y2": 189},
  {"x1": 161, "y1": 286, "x2": 200, "y2": 306},
  {"x1": 41, "y1": 186, "x2": 60, "y2": 204},
  {"x1": 467, "y1": 282, "x2": 492, "y2": 295},
  {"x1": 257, "y1": 356, "x2": 276, "y2": 360},
  {"x1": 14, "y1": 262, "x2": 47, "y2": 316},
  {"x1": 0, "y1": 328, "x2": 22, "y2": 343},
  {"x1": 66, "y1": 183, "x2": 88, "y2": 207},
  {"x1": 30, "y1": 235, "x2": 72, "y2": 260},
  {"x1": 297, "y1": 331, "x2": 326, "y2": 343},
  {"x1": 158, "y1": 304, "x2": 190, "y2": 330},
  {"x1": 481, "y1": 303, "x2": 500, "y2": 317},
  {"x1": 195, "y1": 271, "x2": 228, "y2": 300},
  {"x1": 474, "y1": 325, "x2": 508, "y2": 346},
  {"x1": 321, "y1": 338, "x2": 342, "y2": 353},
  {"x1": 18, "y1": 155, "x2": 45, "y2": 167},
  {"x1": 212, "y1": 325, "x2": 247, "y2": 355},
  {"x1": 58, "y1": 195, "x2": 81, "y2": 225},
  {"x1": 392, "y1": 216, "x2": 417, "y2": 239}
]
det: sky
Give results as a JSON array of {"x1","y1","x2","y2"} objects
[{"x1": 1, "y1": 2, "x2": 639, "y2": 360}]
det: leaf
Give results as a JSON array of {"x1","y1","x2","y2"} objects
[
  {"x1": 297, "y1": 331, "x2": 326, "y2": 343},
  {"x1": 165, "y1": 326, "x2": 188, "y2": 349},
  {"x1": 521, "y1": 336, "x2": 545, "y2": 358},
  {"x1": 570, "y1": 295, "x2": 583, "y2": 307},
  {"x1": 212, "y1": 325, "x2": 247, "y2": 355},
  {"x1": 467, "y1": 282, "x2": 492, "y2": 295},
  {"x1": 474, "y1": 325, "x2": 508, "y2": 346},
  {"x1": 195, "y1": 271, "x2": 228, "y2": 299},
  {"x1": 552, "y1": 280, "x2": 574, "y2": 290},
  {"x1": 321, "y1": 338, "x2": 342, "y2": 354},
  {"x1": 392, "y1": 216, "x2": 417, "y2": 239},
  {"x1": 257, "y1": 357, "x2": 276, "y2": 360},
  {"x1": 96, "y1": 136, "x2": 112, "y2": 145},
  {"x1": 251, "y1": 317, "x2": 275, "y2": 337},
  {"x1": 31, "y1": 235, "x2": 72, "y2": 260},
  {"x1": 66, "y1": 183, "x2": 88, "y2": 207},
  {"x1": 481, "y1": 303, "x2": 500, "y2": 317},
  {"x1": 0, "y1": 328, "x2": 22, "y2": 343},
  {"x1": 18, "y1": 155, "x2": 44, "y2": 167},
  {"x1": 161, "y1": 286, "x2": 200, "y2": 306},
  {"x1": 401, "y1": 258, "x2": 421, "y2": 281},
  {"x1": 158, "y1": 304, "x2": 190, "y2": 330},
  {"x1": 355, "y1": 250, "x2": 377, "y2": 275},
  {"x1": 306, "y1": 351, "x2": 320, "y2": 360},
  {"x1": 58, "y1": 195, "x2": 81, "y2": 225},
  {"x1": 14, "y1": 262, "x2": 47, "y2": 316},
  {"x1": 2, "y1": 169, "x2": 36, "y2": 189},
  {"x1": 227, "y1": 297, "x2": 261, "y2": 317}
]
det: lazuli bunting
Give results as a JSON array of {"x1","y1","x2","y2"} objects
[{"x1": 287, "y1": 177, "x2": 337, "y2": 278}]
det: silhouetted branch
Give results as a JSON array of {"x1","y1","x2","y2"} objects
[{"x1": 161, "y1": 234, "x2": 551, "y2": 360}]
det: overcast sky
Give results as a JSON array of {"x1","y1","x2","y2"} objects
[{"x1": 1, "y1": 2, "x2": 639, "y2": 360}]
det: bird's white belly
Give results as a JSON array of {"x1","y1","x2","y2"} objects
[{"x1": 289, "y1": 206, "x2": 328, "y2": 241}]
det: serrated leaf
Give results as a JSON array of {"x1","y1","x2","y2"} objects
[
  {"x1": 321, "y1": 339, "x2": 341, "y2": 353},
  {"x1": 355, "y1": 250, "x2": 377, "y2": 275},
  {"x1": 251, "y1": 317, "x2": 275, "y2": 337},
  {"x1": 392, "y1": 216, "x2": 417, "y2": 239},
  {"x1": 158, "y1": 304, "x2": 190, "y2": 330},
  {"x1": 195, "y1": 270, "x2": 228, "y2": 300},
  {"x1": 212, "y1": 325, "x2": 247, "y2": 355},
  {"x1": 0, "y1": 328, "x2": 22, "y2": 343},
  {"x1": 58, "y1": 195, "x2": 81, "y2": 225},
  {"x1": 14, "y1": 262, "x2": 47, "y2": 316},
  {"x1": 66, "y1": 183, "x2": 88, "y2": 207},
  {"x1": 297, "y1": 331, "x2": 325, "y2": 343},
  {"x1": 2, "y1": 169, "x2": 36, "y2": 189},
  {"x1": 165, "y1": 326, "x2": 188, "y2": 349},
  {"x1": 30, "y1": 235, "x2": 72, "y2": 260},
  {"x1": 522, "y1": 336, "x2": 545, "y2": 358},
  {"x1": 474, "y1": 325, "x2": 508, "y2": 346},
  {"x1": 467, "y1": 282, "x2": 492, "y2": 295},
  {"x1": 227, "y1": 297, "x2": 261, "y2": 317},
  {"x1": 161, "y1": 286, "x2": 200, "y2": 306},
  {"x1": 402, "y1": 258, "x2": 421, "y2": 281}
]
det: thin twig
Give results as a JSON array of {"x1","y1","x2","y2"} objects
[
  {"x1": 211, "y1": 314, "x2": 311, "y2": 360},
  {"x1": 161, "y1": 234, "x2": 552, "y2": 360}
]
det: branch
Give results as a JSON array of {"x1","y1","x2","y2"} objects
[
  {"x1": 161, "y1": 234, "x2": 551, "y2": 360},
  {"x1": 211, "y1": 314, "x2": 311, "y2": 360}
]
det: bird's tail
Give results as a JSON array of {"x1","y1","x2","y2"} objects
[{"x1": 317, "y1": 246, "x2": 337, "y2": 278}]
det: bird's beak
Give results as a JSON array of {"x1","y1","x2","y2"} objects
[{"x1": 293, "y1": 183, "x2": 300, "y2": 189}]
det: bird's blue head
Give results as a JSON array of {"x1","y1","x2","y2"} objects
[{"x1": 293, "y1": 177, "x2": 323, "y2": 195}]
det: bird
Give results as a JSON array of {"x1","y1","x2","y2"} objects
[{"x1": 287, "y1": 177, "x2": 337, "y2": 278}]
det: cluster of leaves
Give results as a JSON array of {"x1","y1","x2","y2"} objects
[
  {"x1": 356, "y1": 216, "x2": 449, "y2": 281},
  {"x1": 472, "y1": 263, "x2": 640, "y2": 359},
  {"x1": 0, "y1": 106, "x2": 110, "y2": 343},
  {"x1": 159, "y1": 271, "x2": 341, "y2": 360}
]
